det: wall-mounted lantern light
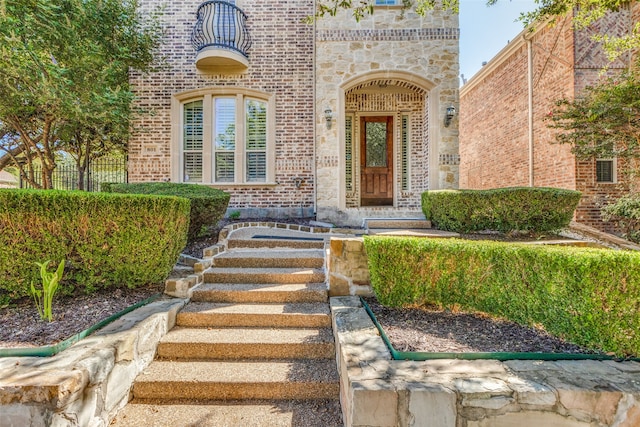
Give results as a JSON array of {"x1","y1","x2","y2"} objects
[
  {"x1": 324, "y1": 108, "x2": 333, "y2": 129},
  {"x1": 444, "y1": 106, "x2": 456, "y2": 127}
]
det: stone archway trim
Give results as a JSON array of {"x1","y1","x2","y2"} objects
[{"x1": 341, "y1": 70, "x2": 436, "y2": 94}]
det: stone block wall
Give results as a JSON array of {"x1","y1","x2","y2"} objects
[
  {"x1": 331, "y1": 296, "x2": 640, "y2": 427},
  {"x1": 459, "y1": 8, "x2": 636, "y2": 232},
  {"x1": 328, "y1": 237, "x2": 372, "y2": 297},
  {"x1": 0, "y1": 299, "x2": 186, "y2": 427}
]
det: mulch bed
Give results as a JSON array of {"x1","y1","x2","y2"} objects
[{"x1": 363, "y1": 297, "x2": 602, "y2": 355}]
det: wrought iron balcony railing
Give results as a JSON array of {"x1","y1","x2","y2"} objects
[{"x1": 191, "y1": 1, "x2": 251, "y2": 59}]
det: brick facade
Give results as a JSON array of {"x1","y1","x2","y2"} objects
[
  {"x1": 130, "y1": 0, "x2": 316, "y2": 217},
  {"x1": 460, "y1": 5, "x2": 636, "y2": 231},
  {"x1": 129, "y1": 1, "x2": 460, "y2": 225}
]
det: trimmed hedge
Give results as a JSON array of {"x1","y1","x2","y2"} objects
[
  {"x1": 601, "y1": 194, "x2": 640, "y2": 243},
  {"x1": 422, "y1": 187, "x2": 582, "y2": 233},
  {"x1": 103, "y1": 182, "x2": 230, "y2": 242},
  {"x1": 364, "y1": 236, "x2": 640, "y2": 357},
  {"x1": 0, "y1": 189, "x2": 190, "y2": 304}
]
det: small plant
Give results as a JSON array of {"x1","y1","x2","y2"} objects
[
  {"x1": 30, "y1": 260, "x2": 65, "y2": 322},
  {"x1": 228, "y1": 210, "x2": 241, "y2": 220}
]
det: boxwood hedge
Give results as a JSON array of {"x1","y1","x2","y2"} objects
[
  {"x1": 422, "y1": 187, "x2": 582, "y2": 233},
  {"x1": 103, "y1": 182, "x2": 230, "y2": 242},
  {"x1": 364, "y1": 236, "x2": 640, "y2": 357},
  {"x1": 0, "y1": 189, "x2": 190, "y2": 304}
]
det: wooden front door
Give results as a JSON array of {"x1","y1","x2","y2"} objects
[{"x1": 360, "y1": 116, "x2": 393, "y2": 206}]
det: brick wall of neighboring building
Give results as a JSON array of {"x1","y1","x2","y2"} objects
[
  {"x1": 129, "y1": 0, "x2": 316, "y2": 216},
  {"x1": 460, "y1": 6, "x2": 635, "y2": 232}
]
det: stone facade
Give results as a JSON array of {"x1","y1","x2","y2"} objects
[
  {"x1": 315, "y1": 8, "x2": 460, "y2": 225},
  {"x1": 129, "y1": 1, "x2": 460, "y2": 226},
  {"x1": 459, "y1": 6, "x2": 637, "y2": 232}
]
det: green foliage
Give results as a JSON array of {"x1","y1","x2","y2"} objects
[
  {"x1": 422, "y1": 187, "x2": 581, "y2": 233},
  {"x1": 550, "y1": 70, "x2": 640, "y2": 177},
  {"x1": 228, "y1": 210, "x2": 241, "y2": 220},
  {"x1": 0, "y1": 0, "x2": 163, "y2": 187},
  {"x1": 30, "y1": 260, "x2": 65, "y2": 322},
  {"x1": 364, "y1": 236, "x2": 640, "y2": 357},
  {"x1": 0, "y1": 189, "x2": 189, "y2": 304},
  {"x1": 103, "y1": 183, "x2": 230, "y2": 242},
  {"x1": 601, "y1": 193, "x2": 640, "y2": 243}
]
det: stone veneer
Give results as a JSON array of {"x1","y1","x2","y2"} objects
[
  {"x1": 315, "y1": 6, "x2": 460, "y2": 226},
  {"x1": 332, "y1": 296, "x2": 640, "y2": 427}
]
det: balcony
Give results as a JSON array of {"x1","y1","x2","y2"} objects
[{"x1": 191, "y1": 1, "x2": 252, "y2": 74}]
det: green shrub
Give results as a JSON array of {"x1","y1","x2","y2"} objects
[
  {"x1": 104, "y1": 182, "x2": 230, "y2": 242},
  {"x1": 364, "y1": 236, "x2": 640, "y2": 357},
  {"x1": 422, "y1": 187, "x2": 582, "y2": 233},
  {"x1": 0, "y1": 189, "x2": 190, "y2": 304},
  {"x1": 601, "y1": 194, "x2": 640, "y2": 243}
]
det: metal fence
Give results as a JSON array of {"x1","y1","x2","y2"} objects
[{"x1": 20, "y1": 157, "x2": 128, "y2": 191}]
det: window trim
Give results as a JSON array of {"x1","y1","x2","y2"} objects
[
  {"x1": 171, "y1": 87, "x2": 275, "y2": 186},
  {"x1": 595, "y1": 158, "x2": 617, "y2": 184},
  {"x1": 373, "y1": 0, "x2": 403, "y2": 6}
]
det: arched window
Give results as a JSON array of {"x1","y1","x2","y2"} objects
[{"x1": 173, "y1": 88, "x2": 275, "y2": 185}]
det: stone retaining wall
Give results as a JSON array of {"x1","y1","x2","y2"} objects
[
  {"x1": 328, "y1": 237, "x2": 372, "y2": 297},
  {"x1": 0, "y1": 298, "x2": 186, "y2": 427},
  {"x1": 331, "y1": 296, "x2": 640, "y2": 427}
]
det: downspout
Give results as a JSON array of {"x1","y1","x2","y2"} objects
[
  {"x1": 312, "y1": 0, "x2": 318, "y2": 216},
  {"x1": 526, "y1": 35, "x2": 534, "y2": 187}
]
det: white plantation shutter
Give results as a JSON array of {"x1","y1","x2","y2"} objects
[
  {"x1": 245, "y1": 99, "x2": 267, "y2": 182},
  {"x1": 401, "y1": 115, "x2": 409, "y2": 191},
  {"x1": 215, "y1": 152, "x2": 235, "y2": 182},
  {"x1": 345, "y1": 115, "x2": 353, "y2": 192},
  {"x1": 214, "y1": 98, "x2": 236, "y2": 182},
  {"x1": 183, "y1": 100, "x2": 203, "y2": 182}
]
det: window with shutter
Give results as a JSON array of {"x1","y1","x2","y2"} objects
[
  {"x1": 401, "y1": 115, "x2": 409, "y2": 191},
  {"x1": 245, "y1": 99, "x2": 267, "y2": 182},
  {"x1": 345, "y1": 115, "x2": 353, "y2": 192},
  {"x1": 183, "y1": 100, "x2": 203, "y2": 182},
  {"x1": 214, "y1": 98, "x2": 236, "y2": 182},
  {"x1": 177, "y1": 89, "x2": 273, "y2": 185},
  {"x1": 596, "y1": 159, "x2": 616, "y2": 183}
]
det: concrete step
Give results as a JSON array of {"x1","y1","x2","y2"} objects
[
  {"x1": 110, "y1": 400, "x2": 343, "y2": 427},
  {"x1": 212, "y1": 249, "x2": 325, "y2": 269},
  {"x1": 227, "y1": 238, "x2": 325, "y2": 250},
  {"x1": 191, "y1": 283, "x2": 327, "y2": 303},
  {"x1": 157, "y1": 327, "x2": 335, "y2": 360},
  {"x1": 133, "y1": 360, "x2": 340, "y2": 401},
  {"x1": 204, "y1": 267, "x2": 325, "y2": 284},
  {"x1": 176, "y1": 302, "x2": 331, "y2": 328},
  {"x1": 365, "y1": 218, "x2": 432, "y2": 229}
]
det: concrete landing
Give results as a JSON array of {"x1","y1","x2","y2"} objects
[
  {"x1": 367, "y1": 228, "x2": 459, "y2": 237},
  {"x1": 364, "y1": 218, "x2": 432, "y2": 229}
]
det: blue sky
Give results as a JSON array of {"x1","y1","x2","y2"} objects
[{"x1": 459, "y1": 0, "x2": 537, "y2": 83}]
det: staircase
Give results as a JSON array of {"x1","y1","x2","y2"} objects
[{"x1": 111, "y1": 233, "x2": 342, "y2": 427}]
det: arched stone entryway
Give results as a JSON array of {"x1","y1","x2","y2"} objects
[{"x1": 339, "y1": 71, "x2": 438, "y2": 211}]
